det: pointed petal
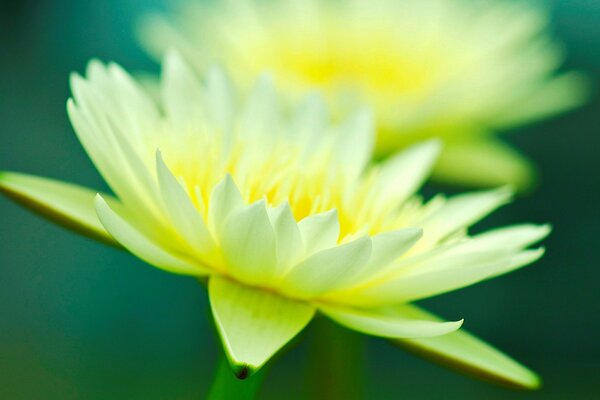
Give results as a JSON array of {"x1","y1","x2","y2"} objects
[
  {"x1": 393, "y1": 305, "x2": 541, "y2": 390},
  {"x1": 353, "y1": 247, "x2": 545, "y2": 305},
  {"x1": 238, "y1": 73, "x2": 280, "y2": 140},
  {"x1": 269, "y1": 202, "x2": 304, "y2": 273},
  {"x1": 445, "y1": 224, "x2": 551, "y2": 254},
  {"x1": 204, "y1": 65, "x2": 236, "y2": 133},
  {"x1": 220, "y1": 200, "x2": 278, "y2": 284},
  {"x1": 137, "y1": 13, "x2": 207, "y2": 71},
  {"x1": 0, "y1": 171, "x2": 118, "y2": 246},
  {"x1": 209, "y1": 277, "x2": 315, "y2": 377},
  {"x1": 417, "y1": 187, "x2": 513, "y2": 248},
  {"x1": 432, "y1": 139, "x2": 536, "y2": 190},
  {"x1": 319, "y1": 304, "x2": 462, "y2": 339},
  {"x1": 283, "y1": 236, "x2": 372, "y2": 298},
  {"x1": 289, "y1": 93, "x2": 327, "y2": 148},
  {"x1": 155, "y1": 152, "x2": 216, "y2": 257},
  {"x1": 161, "y1": 50, "x2": 205, "y2": 129},
  {"x1": 68, "y1": 72, "x2": 164, "y2": 222},
  {"x1": 95, "y1": 195, "x2": 208, "y2": 276},
  {"x1": 493, "y1": 71, "x2": 589, "y2": 129},
  {"x1": 297, "y1": 209, "x2": 340, "y2": 256},
  {"x1": 366, "y1": 228, "x2": 423, "y2": 274},
  {"x1": 208, "y1": 175, "x2": 244, "y2": 234},
  {"x1": 374, "y1": 140, "x2": 442, "y2": 207},
  {"x1": 333, "y1": 108, "x2": 374, "y2": 175},
  {"x1": 332, "y1": 228, "x2": 424, "y2": 291}
]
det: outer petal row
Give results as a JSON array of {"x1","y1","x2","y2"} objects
[
  {"x1": 0, "y1": 171, "x2": 118, "y2": 246},
  {"x1": 209, "y1": 277, "x2": 315, "y2": 378},
  {"x1": 208, "y1": 277, "x2": 464, "y2": 379},
  {"x1": 392, "y1": 305, "x2": 541, "y2": 390}
]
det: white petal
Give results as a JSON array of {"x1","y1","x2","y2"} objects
[
  {"x1": 297, "y1": 209, "x2": 340, "y2": 256},
  {"x1": 155, "y1": 152, "x2": 216, "y2": 258},
  {"x1": 333, "y1": 108, "x2": 374, "y2": 175},
  {"x1": 209, "y1": 277, "x2": 315, "y2": 377},
  {"x1": 289, "y1": 93, "x2": 327, "y2": 149},
  {"x1": 204, "y1": 65, "x2": 236, "y2": 134},
  {"x1": 283, "y1": 236, "x2": 372, "y2": 298},
  {"x1": 238, "y1": 73, "x2": 280, "y2": 140},
  {"x1": 161, "y1": 50, "x2": 205, "y2": 129},
  {"x1": 352, "y1": 247, "x2": 545, "y2": 305},
  {"x1": 95, "y1": 195, "x2": 208, "y2": 276},
  {"x1": 220, "y1": 200, "x2": 278, "y2": 284},
  {"x1": 68, "y1": 76, "x2": 163, "y2": 222},
  {"x1": 208, "y1": 175, "x2": 244, "y2": 234},
  {"x1": 462, "y1": 224, "x2": 551, "y2": 252},
  {"x1": 351, "y1": 228, "x2": 423, "y2": 283},
  {"x1": 269, "y1": 202, "x2": 304, "y2": 273},
  {"x1": 319, "y1": 304, "x2": 463, "y2": 339},
  {"x1": 374, "y1": 140, "x2": 442, "y2": 208},
  {"x1": 417, "y1": 187, "x2": 513, "y2": 248}
]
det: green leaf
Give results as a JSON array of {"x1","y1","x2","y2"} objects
[
  {"x1": 432, "y1": 139, "x2": 536, "y2": 190},
  {"x1": 392, "y1": 305, "x2": 541, "y2": 390},
  {"x1": 209, "y1": 277, "x2": 315, "y2": 377},
  {"x1": 0, "y1": 171, "x2": 119, "y2": 247}
]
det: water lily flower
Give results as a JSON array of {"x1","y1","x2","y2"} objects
[
  {"x1": 0, "y1": 53, "x2": 548, "y2": 388},
  {"x1": 138, "y1": 0, "x2": 588, "y2": 189}
]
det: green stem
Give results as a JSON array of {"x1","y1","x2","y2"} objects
[
  {"x1": 307, "y1": 317, "x2": 366, "y2": 400},
  {"x1": 207, "y1": 356, "x2": 266, "y2": 400}
]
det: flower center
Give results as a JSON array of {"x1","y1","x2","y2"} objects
[{"x1": 152, "y1": 134, "x2": 411, "y2": 242}]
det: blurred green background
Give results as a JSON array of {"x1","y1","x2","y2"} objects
[{"x1": 1, "y1": 0, "x2": 599, "y2": 398}]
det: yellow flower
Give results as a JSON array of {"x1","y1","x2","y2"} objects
[
  {"x1": 138, "y1": 0, "x2": 588, "y2": 189},
  {"x1": 0, "y1": 53, "x2": 548, "y2": 387}
]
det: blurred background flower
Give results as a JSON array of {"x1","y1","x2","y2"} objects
[
  {"x1": 139, "y1": 0, "x2": 589, "y2": 189},
  {"x1": 0, "y1": 0, "x2": 599, "y2": 399}
]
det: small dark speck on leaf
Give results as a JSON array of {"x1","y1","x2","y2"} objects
[{"x1": 236, "y1": 366, "x2": 250, "y2": 380}]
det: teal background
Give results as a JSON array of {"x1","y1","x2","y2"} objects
[{"x1": 1, "y1": 0, "x2": 599, "y2": 398}]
